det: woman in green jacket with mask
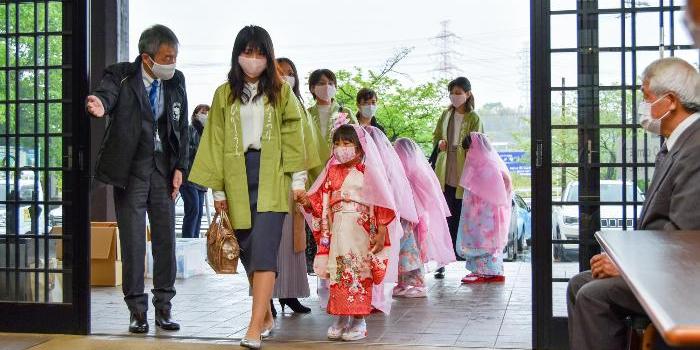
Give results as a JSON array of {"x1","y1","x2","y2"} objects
[
  {"x1": 189, "y1": 26, "x2": 319, "y2": 349},
  {"x1": 307, "y1": 69, "x2": 358, "y2": 162},
  {"x1": 432, "y1": 76, "x2": 483, "y2": 279}
]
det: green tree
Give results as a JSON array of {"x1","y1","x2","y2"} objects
[
  {"x1": 332, "y1": 49, "x2": 449, "y2": 155},
  {"x1": 0, "y1": 2, "x2": 63, "y2": 198}
]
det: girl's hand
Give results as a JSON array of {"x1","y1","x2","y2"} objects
[
  {"x1": 293, "y1": 189, "x2": 307, "y2": 204},
  {"x1": 438, "y1": 139, "x2": 447, "y2": 151},
  {"x1": 370, "y1": 225, "x2": 387, "y2": 254},
  {"x1": 214, "y1": 200, "x2": 228, "y2": 214}
]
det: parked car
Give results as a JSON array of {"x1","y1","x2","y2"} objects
[
  {"x1": 0, "y1": 171, "x2": 45, "y2": 235},
  {"x1": 552, "y1": 180, "x2": 645, "y2": 262},
  {"x1": 504, "y1": 193, "x2": 532, "y2": 261}
]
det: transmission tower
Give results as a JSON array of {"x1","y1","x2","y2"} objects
[{"x1": 432, "y1": 20, "x2": 461, "y2": 79}]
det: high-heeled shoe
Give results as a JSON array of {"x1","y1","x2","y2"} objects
[
  {"x1": 239, "y1": 336, "x2": 262, "y2": 349},
  {"x1": 261, "y1": 319, "x2": 275, "y2": 339},
  {"x1": 269, "y1": 299, "x2": 277, "y2": 318},
  {"x1": 279, "y1": 298, "x2": 311, "y2": 314}
]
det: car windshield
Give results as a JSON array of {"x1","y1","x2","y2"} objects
[{"x1": 566, "y1": 184, "x2": 644, "y2": 202}]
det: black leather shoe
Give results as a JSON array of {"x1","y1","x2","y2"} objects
[
  {"x1": 129, "y1": 311, "x2": 149, "y2": 334},
  {"x1": 155, "y1": 309, "x2": 180, "y2": 331},
  {"x1": 434, "y1": 267, "x2": 445, "y2": 279}
]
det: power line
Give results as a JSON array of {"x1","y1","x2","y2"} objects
[{"x1": 432, "y1": 20, "x2": 461, "y2": 79}]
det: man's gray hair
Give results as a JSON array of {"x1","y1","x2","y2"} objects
[
  {"x1": 642, "y1": 57, "x2": 700, "y2": 111},
  {"x1": 138, "y1": 24, "x2": 179, "y2": 57}
]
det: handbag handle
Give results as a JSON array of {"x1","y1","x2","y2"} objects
[{"x1": 219, "y1": 210, "x2": 233, "y2": 230}]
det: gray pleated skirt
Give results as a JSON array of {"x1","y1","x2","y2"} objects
[{"x1": 272, "y1": 212, "x2": 311, "y2": 298}]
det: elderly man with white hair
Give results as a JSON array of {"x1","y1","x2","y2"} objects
[{"x1": 567, "y1": 57, "x2": 700, "y2": 350}]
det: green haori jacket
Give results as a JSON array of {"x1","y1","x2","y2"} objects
[
  {"x1": 306, "y1": 100, "x2": 357, "y2": 182},
  {"x1": 433, "y1": 108, "x2": 483, "y2": 199},
  {"x1": 188, "y1": 82, "x2": 321, "y2": 229}
]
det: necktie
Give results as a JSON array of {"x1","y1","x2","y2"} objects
[
  {"x1": 655, "y1": 143, "x2": 668, "y2": 167},
  {"x1": 149, "y1": 79, "x2": 160, "y2": 119}
]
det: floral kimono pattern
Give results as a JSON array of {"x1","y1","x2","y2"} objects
[
  {"x1": 456, "y1": 190, "x2": 508, "y2": 276},
  {"x1": 398, "y1": 219, "x2": 425, "y2": 287},
  {"x1": 308, "y1": 162, "x2": 395, "y2": 315}
]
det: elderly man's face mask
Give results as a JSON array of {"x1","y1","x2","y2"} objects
[{"x1": 638, "y1": 94, "x2": 672, "y2": 135}]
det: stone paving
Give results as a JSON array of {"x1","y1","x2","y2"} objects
[{"x1": 91, "y1": 258, "x2": 553, "y2": 349}]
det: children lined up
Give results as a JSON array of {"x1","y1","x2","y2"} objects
[{"x1": 188, "y1": 24, "x2": 511, "y2": 348}]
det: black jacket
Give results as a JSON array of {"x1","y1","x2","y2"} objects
[
  {"x1": 185, "y1": 119, "x2": 206, "y2": 190},
  {"x1": 91, "y1": 57, "x2": 189, "y2": 189}
]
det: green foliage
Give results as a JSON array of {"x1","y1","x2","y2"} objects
[
  {"x1": 334, "y1": 67, "x2": 449, "y2": 155},
  {"x1": 0, "y1": 2, "x2": 63, "y2": 195}
]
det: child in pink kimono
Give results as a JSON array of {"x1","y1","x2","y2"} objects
[
  {"x1": 364, "y1": 126, "x2": 422, "y2": 300},
  {"x1": 456, "y1": 132, "x2": 512, "y2": 283},
  {"x1": 301, "y1": 123, "x2": 397, "y2": 341},
  {"x1": 394, "y1": 138, "x2": 456, "y2": 295}
]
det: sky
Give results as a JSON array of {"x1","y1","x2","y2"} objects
[
  {"x1": 128, "y1": 0, "x2": 531, "y2": 114},
  {"x1": 129, "y1": 1, "x2": 697, "y2": 117}
]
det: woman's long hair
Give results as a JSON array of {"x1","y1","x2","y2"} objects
[
  {"x1": 448, "y1": 76, "x2": 475, "y2": 112},
  {"x1": 276, "y1": 57, "x2": 303, "y2": 103},
  {"x1": 227, "y1": 25, "x2": 283, "y2": 105}
]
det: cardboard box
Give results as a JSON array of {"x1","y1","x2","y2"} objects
[
  {"x1": 146, "y1": 238, "x2": 210, "y2": 279},
  {"x1": 52, "y1": 226, "x2": 63, "y2": 260},
  {"x1": 90, "y1": 222, "x2": 122, "y2": 286}
]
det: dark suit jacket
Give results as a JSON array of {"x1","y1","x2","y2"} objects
[
  {"x1": 639, "y1": 116, "x2": 700, "y2": 230},
  {"x1": 91, "y1": 56, "x2": 189, "y2": 189}
]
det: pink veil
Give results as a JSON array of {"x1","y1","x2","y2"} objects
[
  {"x1": 394, "y1": 138, "x2": 456, "y2": 268},
  {"x1": 459, "y1": 133, "x2": 513, "y2": 253},
  {"x1": 364, "y1": 126, "x2": 419, "y2": 224},
  {"x1": 460, "y1": 132, "x2": 512, "y2": 207},
  {"x1": 304, "y1": 122, "x2": 400, "y2": 314}
]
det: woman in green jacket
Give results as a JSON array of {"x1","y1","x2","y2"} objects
[
  {"x1": 432, "y1": 76, "x2": 483, "y2": 279},
  {"x1": 307, "y1": 69, "x2": 358, "y2": 162},
  {"x1": 189, "y1": 26, "x2": 319, "y2": 349}
]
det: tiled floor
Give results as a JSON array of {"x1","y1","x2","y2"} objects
[{"x1": 92, "y1": 259, "x2": 543, "y2": 349}]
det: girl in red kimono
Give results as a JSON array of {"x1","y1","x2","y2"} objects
[{"x1": 301, "y1": 123, "x2": 397, "y2": 341}]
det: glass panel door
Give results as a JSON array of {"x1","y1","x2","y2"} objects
[{"x1": 0, "y1": 0, "x2": 90, "y2": 334}]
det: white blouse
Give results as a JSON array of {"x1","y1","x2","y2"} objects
[{"x1": 212, "y1": 82, "x2": 307, "y2": 202}]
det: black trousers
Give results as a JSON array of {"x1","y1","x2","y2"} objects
[
  {"x1": 444, "y1": 185, "x2": 463, "y2": 260},
  {"x1": 114, "y1": 171, "x2": 176, "y2": 313}
]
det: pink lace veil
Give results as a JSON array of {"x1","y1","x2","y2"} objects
[
  {"x1": 394, "y1": 138, "x2": 456, "y2": 268},
  {"x1": 364, "y1": 126, "x2": 419, "y2": 224},
  {"x1": 460, "y1": 132, "x2": 512, "y2": 207}
]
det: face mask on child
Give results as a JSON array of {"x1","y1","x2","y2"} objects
[{"x1": 334, "y1": 146, "x2": 357, "y2": 164}]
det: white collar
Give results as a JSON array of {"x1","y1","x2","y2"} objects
[
  {"x1": 666, "y1": 112, "x2": 700, "y2": 152},
  {"x1": 245, "y1": 81, "x2": 259, "y2": 90},
  {"x1": 141, "y1": 63, "x2": 158, "y2": 86}
]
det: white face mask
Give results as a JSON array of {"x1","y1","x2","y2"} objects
[
  {"x1": 639, "y1": 94, "x2": 671, "y2": 135},
  {"x1": 360, "y1": 105, "x2": 377, "y2": 118},
  {"x1": 282, "y1": 76, "x2": 296, "y2": 88},
  {"x1": 450, "y1": 94, "x2": 468, "y2": 108},
  {"x1": 196, "y1": 113, "x2": 208, "y2": 125},
  {"x1": 238, "y1": 56, "x2": 267, "y2": 79},
  {"x1": 147, "y1": 56, "x2": 176, "y2": 80},
  {"x1": 314, "y1": 85, "x2": 337, "y2": 101}
]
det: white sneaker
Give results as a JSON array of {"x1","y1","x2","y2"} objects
[
  {"x1": 341, "y1": 318, "x2": 367, "y2": 341},
  {"x1": 404, "y1": 287, "x2": 427, "y2": 298},
  {"x1": 327, "y1": 316, "x2": 349, "y2": 340}
]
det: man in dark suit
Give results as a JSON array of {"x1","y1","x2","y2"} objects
[
  {"x1": 567, "y1": 57, "x2": 700, "y2": 350},
  {"x1": 86, "y1": 24, "x2": 188, "y2": 333}
]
